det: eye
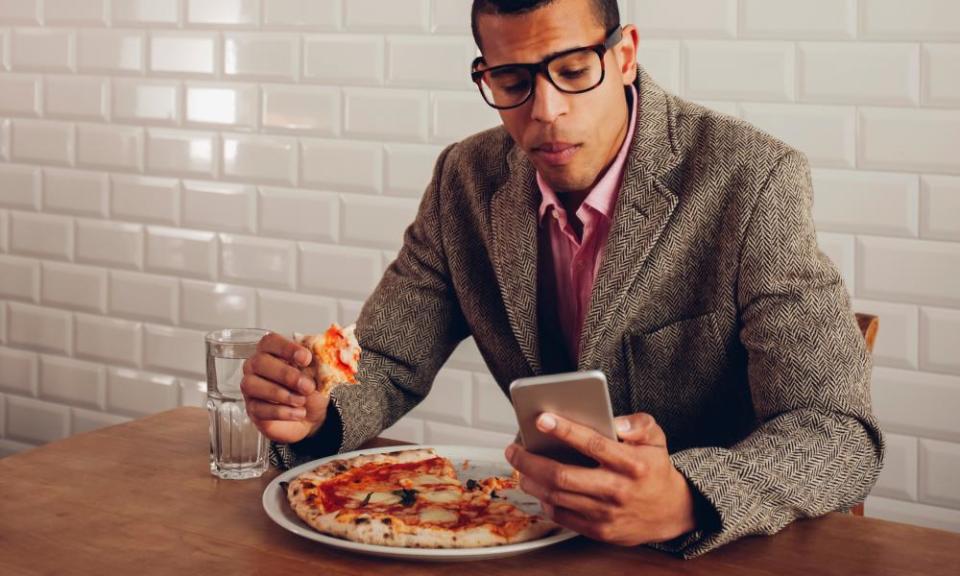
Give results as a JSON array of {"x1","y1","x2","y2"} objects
[{"x1": 558, "y1": 67, "x2": 588, "y2": 80}]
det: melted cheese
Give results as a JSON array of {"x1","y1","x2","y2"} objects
[
  {"x1": 419, "y1": 507, "x2": 458, "y2": 524},
  {"x1": 348, "y1": 491, "x2": 401, "y2": 505},
  {"x1": 420, "y1": 489, "x2": 462, "y2": 504},
  {"x1": 412, "y1": 474, "x2": 459, "y2": 487}
]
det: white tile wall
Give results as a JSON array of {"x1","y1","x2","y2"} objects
[{"x1": 0, "y1": 0, "x2": 957, "y2": 532}]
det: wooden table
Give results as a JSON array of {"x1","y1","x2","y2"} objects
[{"x1": 1, "y1": 407, "x2": 958, "y2": 575}]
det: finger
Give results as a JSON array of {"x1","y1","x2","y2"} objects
[
  {"x1": 505, "y1": 443, "x2": 622, "y2": 502},
  {"x1": 541, "y1": 503, "x2": 605, "y2": 542},
  {"x1": 240, "y1": 373, "x2": 307, "y2": 407},
  {"x1": 246, "y1": 399, "x2": 307, "y2": 422},
  {"x1": 614, "y1": 413, "x2": 667, "y2": 447},
  {"x1": 536, "y1": 413, "x2": 639, "y2": 475},
  {"x1": 257, "y1": 332, "x2": 312, "y2": 367},
  {"x1": 248, "y1": 352, "x2": 316, "y2": 395},
  {"x1": 519, "y1": 475, "x2": 610, "y2": 521}
]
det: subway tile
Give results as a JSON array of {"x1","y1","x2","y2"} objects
[
  {"x1": 799, "y1": 43, "x2": 919, "y2": 106},
  {"x1": 44, "y1": 0, "x2": 107, "y2": 25},
  {"x1": 256, "y1": 289, "x2": 337, "y2": 337},
  {"x1": 859, "y1": 108, "x2": 960, "y2": 175},
  {"x1": 258, "y1": 187, "x2": 338, "y2": 242},
  {"x1": 0, "y1": 346, "x2": 39, "y2": 396},
  {"x1": 816, "y1": 232, "x2": 855, "y2": 290},
  {"x1": 850, "y1": 299, "x2": 918, "y2": 370},
  {"x1": 684, "y1": 41, "x2": 794, "y2": 102},
  {"x1": 71, "y1": 407, "x2": 129, "y2": 435},
  {"x1": 871, "y1": 432, "x2": 918, "y2": 501},
  {"x1": 220, "y1": 233, "x2": 296, "y2": 290},
  {"x1": 7, "y1": 302, "x2": 71, "y2": 355},
  {"x1": 0, "y1": 254, "x2": 40, "y2": 302},
  {"x1": 112, "y1": 79, "x2": 180, "y2": 125},
  {"x1": 111, "y1": 175, "x2": 180, "y2": 225},
  {"x1": 77, "y1": 30, "x2": 143, "y2": 74},
  {"x1": 301, "y1": 139, "x2": 382, "y2": 194},
  {"x1": 384, "y1": 144, "x2": 442, "y2": 198},
  {"x1": 341, "y1": 193, "x2": 418, "y2": 250},
  {"x1": 77, "y1": 123, "x2": 144, "y2": 172},
  {"x1": 922, "y1": 44, "x2": 960, "y2": 107},
  {"x1": 430, "y1": 0, "x2": 471, "y2": 34},
  {"x1": 180, "y1": 279, "x2": 256, "y2": 330},
  {"x1": 11, "y1": 28, "x2": 73, "y2": 72},
  {"x1": 111, "y1": 0, "x2": 180, "y2": 26},
  {"x1": 381, "y1": 416, "x2": 424, "y2": 444},
  {"x1": 921, "y1": 176, "x2": 960, "y2": 242},
  {"x1": 810, "y1": 170, "x2": 918, "y2": 237},
  {"x1": 338, "y1": 299, "x2": 364, "y2": 326},
  {"x1": 41, "y1": 261, "x2": 107, "y2": 314},
  {"x1": 263, "y1": 0, "x2": 341, "y2": 29},
  {"x1": 0, "y1": 74, "x2": 41, "y2": 116},
  {"x1": 872, "y1": 367, "x2": 960, "y2": 443},
  {"x1": 303, "y1": 35, "x2": 384, "y2": 86},
  {"x1": 447, "y1": 337, "x2": 487, "y2": 372},
  {"x1": 858, "y1": 236, "x2": 960, "y2": 308},
  {"x1": 860, "y1": 0, "x2": 960, "y2": 41},
  {"x1": 637, "y1": 40, "x2": 681, "y2": 94},
  {"x1": 919, "y1": 439, "x2": 960, "y2": 509},
  {"x1": 0, "y1": 438, "x2": 36, "y2": 457},
  {"x1": 11, "y1": 119, "x2": 74, "y2": 166},
  {"x1": 0, "y1": 0, "x2": 41, "y2": 24},
  {"x1": 0, "y1": 165, "x2": 41, "y2": 210},
  {"x1": 182, "y1": 180, "x2": 257, "y2": 233},
  {"x1": 740, "y1": 103, "x2": 856, "y2": 168},
  {"x1": 44, "y1": 76, "x2": 108, "y2": 120},
  {"x1": 187, "y1": 0, "x2": 259, "y2": 26},
  {"x1": 262, "y1": 85, "x2": 340, "y2": 136},
  {"x1": 410, "y1": 368, "x2": 472, "y2": 426},
  {"x1": 740, "y1": 0, "x2": 856, "y2": 39},
  {"x1": 146, "y1": 129, "x2": 218, "y2": 178},
  {"x1": 185, "y1": 83, "x2": 258, "y2": 129},
  {"x1": 75, "y1": 313, "x2": 142, "y2": 367},
  {"x1": 224, "y1": 33, "x2": 299, "y2": 81},
  {"x1": 150, "y1": 32, "x2": 218, "y2": 76},
  {"x1": 344, "y1": 88, "x2": 428, "y2": 142},
  {"x1": 106, "y1": 366, "x2": 179, "y2": 416},
  {"x1": 430, "y1": 91, "x2": 501, "y2": 144},
  {"x1": 0, "y1": 118, "x2": 9, "y2": 160},
  {"x1": 474, "y1": 374, "x2": 518, "y2": 433},
  {"x1": 866, "y1": 496, "x2": 960, "y2": 533},
  {"x1": 75, "y1": 219, "x2": 143, "y2": 269},
  {"x1": 143, "y1": 324, "x2": 206, "y2": 377},
  {"x1": 345, "y1": 0, "x2": 428, "y2": 32},
  {"x1": 299, "y1": 242, "x2": 381, "y2": 299},
  {"x1": 5, "y1": 395, "x2": 69, "y2": 444},
  {"x1": 39, "y1": 355, "x2": 104, "y2": 410},
  {"x1": 223, "y1": 134, "x2": 297, "y2": 185},
  {"x1": 145, "y1": 226, "x2": 218, "y2": 280},
  {"x1": 424, "y1": 420, "x2": 515, "y2": 449},
  {"x1": 0, "y1": 210, "x2": 6, "y2": 252},
  {"x1": 633, "y1": 0, "x2": 736, "y2": 38},
  {"x1": 109, "y1": 270, "x2": 179, "y2": 325},
  {"x1": 179, "y1": 378, "x2": 206, "y2": 408},
  {"x1": 10, "y1": 212, "x2": 73, "y2": 261},
  {"x1": 920, "y1": 307, "x2": 960, "y2": 376},
  {"x1": 387, "y1": 36, "x2": 475, "y2": 90}
]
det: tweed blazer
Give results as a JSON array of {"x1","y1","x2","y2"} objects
[{"x1": 275, "y1": 67, "x2": 884, "y2": 557}]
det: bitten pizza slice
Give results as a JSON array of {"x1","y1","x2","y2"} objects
[{"x1": 294, "y1": 323, "x2": 361, "y2": 395}]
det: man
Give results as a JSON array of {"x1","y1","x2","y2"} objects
[{"x1": 240, "y1": 0, "x2": 883, "y2": 557}]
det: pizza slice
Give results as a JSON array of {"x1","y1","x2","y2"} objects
[{"x1": 294, "y1": 323, "x2": 361, "y2": 395}]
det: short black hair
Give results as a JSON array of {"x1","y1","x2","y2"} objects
[{"x1": 471, "y1": 0, "x2": 620, "y2": 51}]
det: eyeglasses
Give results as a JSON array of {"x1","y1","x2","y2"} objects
[{"x1": 470, "y1": 26, "x2": 623, "y2": 110}]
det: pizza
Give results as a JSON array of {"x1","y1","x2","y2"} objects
[
  {"x1": 284, "y1": 448, "x2": 558, "y2": 548},
  {"x1": 294, "y1": 323, "x2": 361, "y2": 395}
]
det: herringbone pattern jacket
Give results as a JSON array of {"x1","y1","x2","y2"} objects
[{"x1": 275, "y1": 67, "x2": 884, "y2": 557}]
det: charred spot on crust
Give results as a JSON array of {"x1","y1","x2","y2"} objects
[
  {"x1": 466, "y1": 479, "x2": 479, "y2": 491},
  {"x1": 334, "y1": 463, "x2": 348, "y2": 472},
  {"x1": 354, "y1": 517, "x2": 370, "y2": 525},
  {"x1": 381, "y1": 517, "x2": 392, "y2": 525},
  {"x1": 299, "y1": 481, "x2": 314, "y2": 489},
  {"x1": 280, "y1": 481, "x2": 290, "y2": 491}
]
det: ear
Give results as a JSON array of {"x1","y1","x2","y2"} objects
[{"x1": 615, "y1": 24, "x2": 640, "y2": 85}]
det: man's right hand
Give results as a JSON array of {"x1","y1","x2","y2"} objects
[{"x1": 240, "y1": 332, "x2": 329, "y2": 445}]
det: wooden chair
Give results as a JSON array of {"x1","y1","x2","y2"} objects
[{"x1": 851, "y1": 312, "x2": 879, "y2": 517}]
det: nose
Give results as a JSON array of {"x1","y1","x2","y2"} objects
[{"x1": 529, "y1": 72, "x2": 567, "y2": 124}]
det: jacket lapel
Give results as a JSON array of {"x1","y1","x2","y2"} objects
[{"x1": 578, "y1": 69, "x2": 682, "y2": 368}]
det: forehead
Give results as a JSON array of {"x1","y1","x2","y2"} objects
[{"x1": 476, "y1": 0, "x2": 605, "y2": 66}]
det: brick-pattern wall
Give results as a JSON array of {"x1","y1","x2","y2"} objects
[{"x1": 0, "y1": 0, "x2": 957, "y2": 533}]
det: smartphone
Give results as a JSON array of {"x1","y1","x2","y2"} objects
[{"x1": 509, "y1": 370, "x2": 617, "y2": 467}]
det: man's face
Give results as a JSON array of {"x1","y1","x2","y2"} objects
[{"x1": 476, "y1": 0, "x2": 638, "y2": 194}]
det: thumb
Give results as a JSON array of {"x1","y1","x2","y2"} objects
[{"x1": 615, "y1": 413, "x2": 667, "y2": 447}]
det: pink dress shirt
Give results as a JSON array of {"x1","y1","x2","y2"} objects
[{"x1": 536, "y1": 86, "x2": 639, "y2": 364}]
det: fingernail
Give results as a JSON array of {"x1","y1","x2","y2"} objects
[
  {"x1": 295, "y1": 349, "x2": 310, "y2": 366},
  {"x1": 505, "y1": 444, "x2": 516, "y2": 462},
  {"x1": 290, "y1": 394, "x2": 306, "y2": 407},
  {"x1": 537, "y1": 413, "x2": 557, "y2": 431},
  {"x1": 292, "y1": 408, "x2": 306, "y2": 419},
  {"x1": 616, "y1": 418, "x2": 631, "y2": 433},
  {"x1": 299, "y1": 377, "x2": 314, "y2": 394}
]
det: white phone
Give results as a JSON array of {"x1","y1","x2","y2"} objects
[{"x1": 509, "y1": 370, "x2": 617, "y2": 467}]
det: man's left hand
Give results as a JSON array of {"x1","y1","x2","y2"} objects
[{"x1": 505, "y1": 412, "x2": 697, "y2": 546}]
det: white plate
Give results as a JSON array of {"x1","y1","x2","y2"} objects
[{"x1": 262, "y1": 444, "x2": 579, "y2": 561}]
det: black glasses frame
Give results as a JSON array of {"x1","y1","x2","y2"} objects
[{"x1": 470, "y1": 26, "x2": 624, "y2": 110}]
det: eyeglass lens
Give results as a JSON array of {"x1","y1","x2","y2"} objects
[{"x1": 479, "y1": 48, "x2": 604, "y2": 108}]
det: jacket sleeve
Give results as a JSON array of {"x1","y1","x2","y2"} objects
[
  {"x1": 657, "y1": 150, "x2": 885, "y2": 558},
  {"x1": 271, "y1": 144, "x2": 470, "y2": 469}
]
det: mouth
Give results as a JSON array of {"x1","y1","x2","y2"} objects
[{"x1": 531, "y1": 142, "x2": 581, "y2": 167}]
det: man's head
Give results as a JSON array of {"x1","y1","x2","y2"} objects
[{"x1": 471, "y1": 0, "x2": 638, "y2": 195}]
